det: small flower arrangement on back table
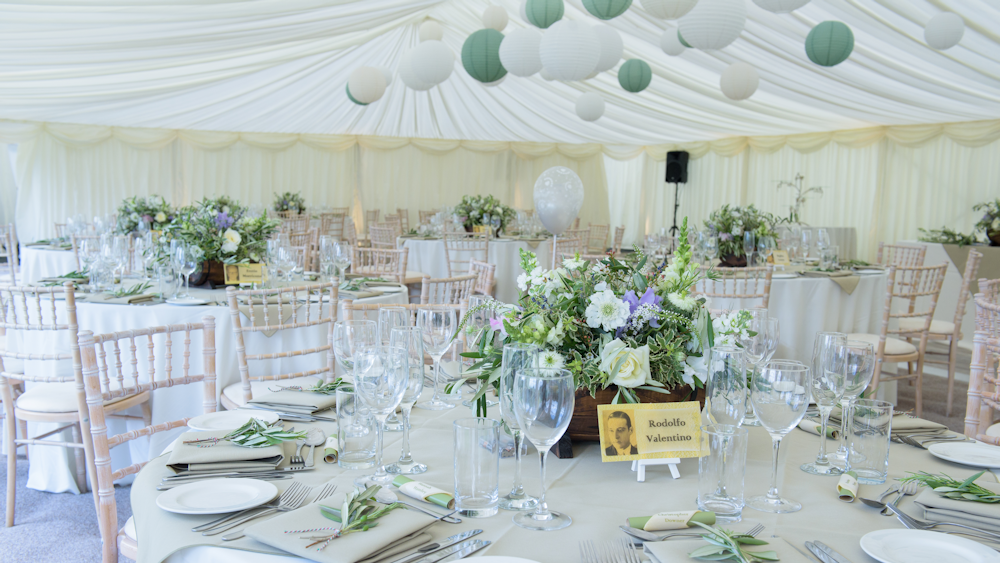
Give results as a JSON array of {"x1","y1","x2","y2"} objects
[
  {"x1": 453, "y1": 194, "x2": 516, "y2": 234},
  {"x1": 114, "y1": 195, "x2": 174, "y2": 235},
  {"x1": 160, "y1": 197, "x2": 280, "y2": 264},
  {"x1": 273, "y1": 191, "x2": 307, "y2": 215},
  {"x1": 704, "y1": 204, "x2": 781, "y2": 263}
]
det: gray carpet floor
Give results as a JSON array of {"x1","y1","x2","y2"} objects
[{"x1": 892, "y1": 343, "x2": 972, "y2": 434}]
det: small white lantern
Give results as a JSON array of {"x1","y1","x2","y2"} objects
[
  {"x1": 499, "y1": 28, "x2": 544, "y2": 77},
  {"x1": 419, "y1": 21, "x2": 444, "y2": 42},
  {"x1": 348, "y1": 67, "x2": 387, "y2": 104},
  {"x1": 399, "y1": 50, "x2": 435, "y2": 90},
  {"x1": 575, "y1": 93, "x2": 605, "y2": 121},
  {"x1": 639, "y1": 0, "x2": 697, "y2": 19},
  {"x1": 483, "y1": 5, "x2": 509, "y2": 31},
  {"x1": 924, "y1": 12, "x2": 964, "y2": 50},
  {"x1": 660, "y1": 28, "x2": 685, "y2": 55},
  {"x1": 593, "y1": 25, "x2": 623, "y2": 73},
  {"x1": 540, "y1": 67, "x2": 556, "y2": 80},
  {"x1": 720, "y1": 62, "x2": 758, "y2": 100},
  {"x1": 751, "y1": 0, "x2": 809, "y2": 13},
  {"x1": 678, "y1": 0, "x2": 746, "y2": 50},
  {"x1": 411, "y1": 40, "x2": 454, "y2": 86},
  {"x1": 539, "y1": 20, "x2": 601, "y2": 81}
]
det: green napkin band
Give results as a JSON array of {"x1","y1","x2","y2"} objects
[
  {"x1": 392, "y1": 476, "x2": 455, "y2": 509},
  {"x1": 798, "y1": 420, "x2": 839, "y2": 439},
  {"x1": 838, "y1": 471, "x2": 859, "y2": 502},
  {"x1": 627, "y1": 510, "x2": 715, "y2": 531}
]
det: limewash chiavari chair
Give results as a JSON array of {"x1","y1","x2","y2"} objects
[
  {"x1": 80, "y1": 318, "x2": 217, "y2": 562},
  {"x1": 586, "y1": 224, "x2": 610, "y2": 254},
  {"x1": 71, "y1": 234, "x2": 101, "y2": 272},
  {"x1": 611, "y1": 226, "x2": 625, "y2": 255},
  {"x1": 982, "y1": 278, "x2": 1000, "y2": 303},
  {"x1": 276, "y1": 211, "x2": 300, "y2": 220},
  {"x1": 54, "y1": 223, "x2": 67, "y2": 239},
  {"x1": 320, "y1": 212, "x2": 346, "y2": 240},
  {"x1": 289, "y1": 229, "x2": 320, "y2": 271},
  {"x1": 397, "y1": 208, "x2": 410, "y2": 232},
  {"x1": 851, "y1": 263, "x2": 948, "y2": 417},
  {"x1": 365, "y1": 209, "x2": 380, "y2": 234},
  {"x1": 221, "y1": 283, "x2": 338, "y2": 409},
  {"x1": 877, "y1": 242, "x2": 927, "y2": 268},
  {"x1": 382, "y1": 215, "x2": 402, "y2": 237},
  {"x1": 352, "y1": 247, "x2": 409, "y2": 284},
  {"x1": 692, "y1": 265, "x2": 773, "y2": 313},
  {"x1": 420, "y1": 274, "x2": 477, "y2": 305},
  {"x1": 553, "y1": 236, "x2": 583, "y2": 258},
  {"x1": 0, "y1": 224, "x2": 18, "y2": 285},
  {"x1": 369, "y1": 225, "x2": 397, "y2": 249},
  {"x1": 468, "y1": 259, "x2": 496, "y2": 297},
  {"x1": 966, "y1": 295, "x2": 1000, "y2": 443},
  {"x1": 279, "y1": 215, "x2": 309, "y2": 233},
  {"x1": 329, "y1": 206, "x2": 349, "y2": 217},
  {"x1": 344, "y1": 217, "x2": 359, "y2": 247},
  {"x1": 419, "y1": 210, "x2": 437, "y2": 225},
  {"x1": 442, "y1": 231, "x2": 489, "y2": 278}
]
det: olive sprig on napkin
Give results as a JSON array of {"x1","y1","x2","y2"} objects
[
  {"x1": 271, "y1": 378, "x2": 348, "y2": 396},
  {"x1": 902, "y1": 470, "x2": 1000, "y2": 503},
  {"x1": 183, "y1": 418, "x2": 306, "y2": 448},
  {"x1": 111, "y1": 281, "x2": 153, "y2": 298},
  {"x1": 306, "y1": 486, "x2": 402, "y2": 550},
  {"x1": 688, "y1": 522, "x2": 778, "y2": 562}
]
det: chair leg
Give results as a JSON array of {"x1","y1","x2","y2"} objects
[
  {"x1": 16, "y1": 420, "x2": 27, "y2": 460},
  {"x1": 3, "y1": 413, "x2": 16, "y2": 526},
  {"x1": 915, "y1": 358, "x2": 925, "y2": 419},
  {"x1": 946, "y1": 338, "x2": 958, "y2": 417},
  {"x1": 70, "y1": 423, "x2": 88, "y2": 493}
]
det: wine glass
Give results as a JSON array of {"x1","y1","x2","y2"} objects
[
  {"x1": 332, "y1": 320, "x2": 377, "y2": 372},
  {"x1": 174, "y1": 244, "x2": 198, "y2": 298},
  {"x1": 353, "y1": 345, "x2": 409, "y2": 487},
  {"x1": 800, "y1": 229, "x2": 813, "y2": 261},
  {"x1": 512, "y1": 367, "x2": 574, "y2": 531},
  {"x1": 141, "y1": 233, "x2": 157, "y2": 282},
  {"x1": 801, "y1": 332, "x2": 847, "y2": 476},
  {"x1": 757, "y1": 236, "x2": 775, "y2": 265},
  {"x1": 747, "y1": 360, "x2": 811, "y2": 513},
  {"x1": 742, "y1": 232, "x2": 756, "y2": 267},
  {"x1": 705, "y1": 346, "x2": 747, "y2": 427},
  {"x1": 829, "y1": 340, "x2": 876, "y2": 468},
  {"x1": 498, "y1": 343, "x2": 539, "y2": 511},
  {"x1": 739, "y1": 312, "x2": 773, "y2": 427},
  {"x1": 387, "y1": 327, "x2": 427, "y2": 475},
  {"x1": 319, "y1": 235, "x2": 337, "y2": 282},
  {"x1": 816, "y1": 228, "x2": 831, "y2": 252},
  {"x1": 277, "y1": 246, "x2": 297, "y2": 282},
  {"x1": 332, "y1": 241, "x2": 352, "y2": 280},
  {"x1": 379, "y1": 307, "x2": 409, "y2": 431},
  {"x1": 416, "y1": 307, "x2": 457, "y2": 411}
]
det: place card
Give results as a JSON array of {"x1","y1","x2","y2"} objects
[
  {"x1": 224, "y1": 263, "x2": 266, "y2": 285},
  {"x1": 598, "y1": 402, "x2": 702, "y2": 462},
  {"x1": 771, "y1": 250, "x2": 790, "y2": 266}
]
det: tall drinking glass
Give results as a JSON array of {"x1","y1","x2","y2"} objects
[
  {"x1": 816, "y1": 228, "x2": 831, "y2": 252},
  {"x1": 332, "y1": 320, "x2": 377, "y2": 372},
  {"x1": 353, "y1": 345, "x2": 409, "y2": 487},
  {"x1": 801, "y1": 332, "x2": 847, "y2": 475},
  {"x1": 379, "y1": 307, "x2": 410, "y2": 431},
  {"x1": 333, "y1": 241, "x2": 351, "y2": 279},
  {"x1": 747, "y1": 360, "x2": 811, "y2": 513},
  {"x1": 175, "y1": 244, "x2": 198, "y2": 298},
  {"x1": 830, "y1": 341, "x2": 876, "y2": 468},
  {"x1": 453, "y1": 418, "x2": 501, "y2": 517},
  {"x1": 498, "y1": 343, "x2": 539, "y2": 511},
  {"x1": 387, "y1": 327, "x2": 426, "y2": 474},
  {"x1": 846, "y1": 399, "x2": 893, "y2": 484},
  {"x1": 705, "y1": 346, "x2": 747, "y2": 427},
  {"x1": 416, "y1": 307, "x2": 457, "y2": 411},
  {"x1": 512, "y1": 368, "x2": 574, "y2": 531},
  {"x1": 698, "y1": 424, "x2": 748, "y2": 523},
  {"x1": 800, "y1": 229, "x2": 813, "y2": 261},
  {"x1": 742, "y1": 232, "x2": 756, "y2": 267},
  {"x1": 704, "y1": 237, "x2": 719, "y2": 263}
]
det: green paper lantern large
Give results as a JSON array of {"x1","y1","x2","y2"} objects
[
  {"x1": 618, "y1": 59, "x2": 652, "y2": 93},
  {"x1": 678, "y1": 31, "x2": 691, "y2": 48},
  {"x1": 526, "y1": 0, "x2": 564, "y2": 29},
  {"x1": 346, "y1": 84, "x2": 368, "y2": 106},
  {"x1": 462, "y1": 29, "x2": 507, "y2": 83},
  {"x1": 805, "y1": 21, "x2": 854, "y2": 67},
  {"x1": 583, "y1": 0, "x2": 632, "y2": 20}
]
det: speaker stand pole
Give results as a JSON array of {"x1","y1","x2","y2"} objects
[{"x1": 669, "y1": 182, "x2": 680, "y2": 238}]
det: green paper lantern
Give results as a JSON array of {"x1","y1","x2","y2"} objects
[
  {"x1": 805, "y1": 21, "x2": 854, "y2": 67},
  {"x1": 618, "y1": 59, "x2": 652, "y2": 93},
  {"x1": 526, "y1": 0, "x2": 564, "y2": 29},
  {"x1": 582, "y1": 0, "x2": 632, "y2": 20},
  {"x1": 678, "y1": 31, "x2": 691, "y2": 48},
  {"x1": 346, "y1": 84, "x2": 368, "y2": 106},
  {"x1": 462, "y1": 29, "x2": 507, "y2": 83}
]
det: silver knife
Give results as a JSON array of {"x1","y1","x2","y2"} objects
[
  {"x1": 389, "y1": 530, "x2": 483, "y2": 563},
  {"x1": 163, "y1": 467, "x2": 314, "y2": 481},
  {"x1": 805, "y1": 541, "x2": 837, "y2": 563},
  {"x1": 814, "y1": 541, "x2": 854, "y2": 563},
  {"x1": 410, "y1": 540, "x2": 490, "y2": 563}
]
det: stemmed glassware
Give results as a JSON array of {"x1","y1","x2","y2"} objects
[
  {"x1": 816, "y1": 228, "x2": 831, "y2": 253},
  {"x1": 353, "y1": 345, "x2": 409, "y2": 487},
  {"x1": 278, "y1": 246, "x2": 297, "y2": 282},
  {"x1": 740, "y1": 313, "x2": 778, "y2": 427},
  {"x1": 174, "y1": 244, "x2": 199, "y2": 298},
  {"x1": 757, "y1": 236, "x2": 775, "y2": 265},
  {"x1": 703, "y1": 236, "x2": 719, "y2": 263},
  {"x1": 332, "y1": 320, "x2": 378, "y2": 372},
  {"x1": 512, "y1": 367, "x2": 574, "y2": 531},
  {"x1": 499, "y1": 343, "x2": 539, "y2": 511},
  {"x1": 747, "y1": 360, "x2": 811, "y2": 514},
  {"x1": 800, "y1": 229, "x2": 813, "y2": 261},
  {"x1": 332, "y1": 241, "x2": 352, "y2": 279},
  {"x1": 801, "y1": 332, "x2": 847, "y2": 476},
  {"x1": 787, "y1": 224, "x2": 801, "y2": 263},
  {"x1": 416, "y1": 307, "x2": 457, "y2": 411},
  {"x1": 830, "y1": 340, "x2": 876, "y2": 468},
  {"x1": 387, "y1": 327, "x2": 427, "y2": 475},
  {"x1": 705, "y1": 346, "x2": 747, "y2": 427},
  {"x1": 379, "y1": 307, "x2": 409, "y2": 432},
  {"x1": 742, "y1": 232, "x2": 756, "y2": 267},
  {"x1": 319, "y1": 235, "x2": 337, "y2": 282}
]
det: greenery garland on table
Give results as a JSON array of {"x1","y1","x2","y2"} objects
[
  {"x1": 159, "y1": 197, "x2": 280, "y2": 264},
  {"x1": 975, "y1": 198, "x2": 1000, "y2": 245},
  {"x1": 917, "y1": 227, "x2": 979, "y2": 246},
  {"x1": 704, "y1": 204, "x2": 781, "y2": 259},
  {"x1": 273, "y1": 191, "x2": 306, "y2": 215},
  {"x1": 917, "y1": 198, "x2": 1000, "y2": 246},
  {"x1": 114, "y1": 195, "x2": 174, "y2": 235},
  {"x1": 453, "y1": 194, "x2": 515, "y2": 233}
]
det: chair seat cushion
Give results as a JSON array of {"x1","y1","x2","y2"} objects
[
  {"x1": 15, "y1": 382, "x2": 127, "y2": 413},
  {"x1": 898, "y1": 318, "x2": 956, "y2": 335},
  {"x1": 222, "y1": 376, "x2": 321, "y2": 407},
  {"x1": 123, "y1": 516, "x2": 137, "y2": 541},
  {"x1": 848, "y1": 333, "x2": 918, "y2": 356}
]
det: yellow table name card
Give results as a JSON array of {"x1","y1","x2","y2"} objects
[
  {"x1": 224, "y1": 263, "x2": 266, "y2": 285},
  {"x1": 598, "y1": 401, "x2": 702, "y2": 462},
  {"x1": 770, "y1": 250, "x2": 790, "y2": 266}
]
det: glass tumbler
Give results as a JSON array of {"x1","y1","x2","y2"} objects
[
  {"x1": 453, "y1": 418, "x2": 501, "y2": 518},
  {"x1": 698, "y1": 424, "x2": 748, "y2": 523},
  {"x1": 846, "y1": 399, "x2": 894, "y2": 484},
  {"x1": 336, "y1": 387, "x2": 376, "y2": 469}
]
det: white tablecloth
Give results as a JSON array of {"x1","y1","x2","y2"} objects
[
  {"x1": 400, "y1": 238, "x2": 553, "y2": 303},
  {"x1": 19, "y1": 246, "x2": 78, "y2": 284}
]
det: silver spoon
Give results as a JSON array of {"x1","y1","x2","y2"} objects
[{"x1": 304, "y1": 428, "x2": 326, "y2": 467}]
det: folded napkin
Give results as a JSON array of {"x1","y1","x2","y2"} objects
[
  {"x1": 244, "y1": 498, "x2": 438, "y2": 563},
  {"x1": 83, "y1": 293, "x2": 156, "y2": 305},
  {"x1": 248, "y1": 388, "x2": 338, "y2": 414},
  {"x1": 37, "y1": 276, "x2": 88, "y2": 285},
  {"x1": 889, "y1": 414, "x2": 948, "y2": 436},
  {"x1": 916, "y1": 483, "x2": 1000, "y2": 533},
  {"x1": 166, "y1": 430, "x2": 283, "y2": 473},
  {"x1": 797, "y1": 419, "x2": 840, "y2": 439},
  {"x1": 626, "y1": 511, "x2": 715, "y2": 531},
  {"x1": 340, "y1": 289, "x2": 383, "y2": 300},
  {"x1": 800, "y1": 270, "x2": 860, "y2": 294},
  {"x1": 644, "y1": 536, "x2": 809, "y2": 563}
]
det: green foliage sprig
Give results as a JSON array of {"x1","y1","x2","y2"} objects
[
  {"x1": 115, "y1": 195, "x2": 174, "y2": 235},
  {"x1": 918, "y1": 227, "x2": 979, "y2": 246},
  {"x1": 901, "y1": 471, "x2": 1000, "y2": 503},
  {"x1": 688, "y1": 522, "x2": 778, "y2": 562},
  {"x1": 111, "y1": 282, "x2": 152, "y2": 298},
  {"x1": 705, "y1": 204, "x2": 781, "y2": 259},
  {"x1": 307, "y1": 486, "x2": 402, "y2": 550},
  {"x1": 159, "y1": 198, "x2": 279, "y2": 264},
  {"x1": 183, "y1": 418, "x2": 306, "y2": 448},
  {"x1": 273, "y1": 378, "x2": 348, "y2": 396}
]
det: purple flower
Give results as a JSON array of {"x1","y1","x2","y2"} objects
[
  {"x1": 214, "y1": 211, "x2": 235, "y2": 230},
  {"x1": 142, "y1": 215, "x2": 153, "y2": 223},
  {"x1": 719, "y1": 233, "x2": 733, "y2": 241},
  {"x1": 489, "y1": 317, "x2": 508, "y2": 339},
  {"x1": 617, "y1": 288, "x2": 662, "y2": 337}
]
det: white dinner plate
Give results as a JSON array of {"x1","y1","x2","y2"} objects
[
  {"x1": 186, "y1": 410, "x2": 279, "y2": 432},
  {"x1": 771, "y1": 273, "x2": 799, "y2": 279},
  {"x1": 372, "y1": 285, "x2": 406, "y2": 293},
  {"x1": 860, "y1": 529, "x2": 1000, "y2": 563},
  {"x1": 855, "y1": 269, "x2": 884, "y2": 275},
  {"x1": 156, "y1": 479, "x2": 277, "y2": 515},
  {"x1": 166, "y1": 297, "x2": 209, "y2": 306},
  {"x1": 928, "y1": 442, "x2": 1000, "y2": 468}
]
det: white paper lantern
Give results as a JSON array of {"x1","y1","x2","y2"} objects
[
  {"x1": 925, "y1": 12, "x2": 964, "y2": 50},
  {"x1": 539, "y1": 20, "x2": 601, "y2": 81},
  {"x1": 751, "y1": 0, "x2": 809, "y2": 13},
  {"x1": 678, "y1": 0, "x2": 746, "y2": 50},
  {"x1": 376, "y1": 66, "x2": 393, "y2": 86},
  {"x1": 419, "y1": 21, "x2": 444, "y2": 42},
  {"x1": 410, "y1": 40, "x2": 454, "y2": 86},
  {"x1": 348, "y1": 67, "x2": 387, "y2": 104},
  {"x1": 593, "y1": 25, "x2": 623, "y2": 73},
  {"x1": 720, "y1": 62, "x2": 758, "y2": 100},
  {"x1": 482, "y1": 5, "x2": 509, "y2": 31},
  {"x1": 399, "y1": 50, "x2": 435, "y2": 91},
  {"x1": 520, "y1": 0, "x2": 529, "y2": 22},
  {"x1": 639, "y1": 0, "x2": 697, "y2": 19},
  {"x1": 499, "y1": 28, "x2": 543, "y2": 77},
  {"x1": 540, "y1": 67, "x2": 555, "y2": 80},
  {"x1": 534, "y1": 167, "x2": 585, "y2": 236},
  {"x1": 660, "y1": 28, "x2": 685, "y2": 55},
  {"x1": 575, "y1": 93, "x2": 605, "y2": 121}
]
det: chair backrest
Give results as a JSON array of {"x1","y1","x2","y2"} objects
[
  {"x1": 419, "y1": 210, "x2": 437, "y2": 225},
  {"x1": 612, "y1": 226, "x2": 625, "y2": 255},
  {"x1": 0, "y1": 224, "x2": 18, "y2": 284},
  {"x1": 396, "y1": 208, "x2": 410, "y2": 232},
  {"x1": 352, "y1": 247, "x2": 409, "y2": 283},
  {"x1": 226, "y1": 284, "x2": 338, "y2": 404},
  {"x1": 693, "y1": 265, "x2": 774, "y2": 310},
  {"x1": 876, "y1": 242, "x2": 926, "y2": 268},
  {"x1": 572, "y1": 218, "x2": 580, "y2": 230},
  {"x1": 587, "y1": 224, "x2": 610, "y2": 254},
  {"x1": 369, "y1": 225, "x2": 397, "y2": 249},
  {"x1": 964, "y1": 295, "x2": 1000, "y2": 441},
  {"x1": 277, "y1": 211, "x2": 301, "y2": 220},
  {"x1": 468, "y1": 259, "x2": 496, "y2": 296},
  {"x1": 341, "y1": 299, "x2": 467, "y2": 328},
  {"x1": 0, "y1": 282, "x2": 80, "y2": 385},
  {"x1": 329, "y1": 207, "x2": 349, "y2": 216},
  {"x1": 981, "y1": 278, "x2": 1000, "y2": 303},
  {"x1": 71, "y1": 234, "x2": 101, "y2": 272},
  {"x1": 54, "y1": 223, "x2": 67, "y2": 239},
  {"x1": 280, "y1": 215, "x2": 309, "y2": 233},
  {"x1": 553, "y1": 236, "x2": 583, "y2": 257},
  {"x1": 877, "y1": 263, "x2": 950, "y2": 350},
  {"x1": 382, "y1": 215, "x2": 402, "y2": 235},
  {"x1": 343, "y1": 217, "x2": 358, "y2": 247},
  {"x1": 420, "y1": 274, "x2": 477, "y2": 305},
  {"x1": 951, "y1": 249, "x2": 983, "y2": 331},
  {"x1": 289, "y1": 229, "x2": 319, "y2": 271},
  {"x1": 443, "y1": 231, "x2": 489, "y2": 278},
  {"x1": 80, "y1": 318, "x2": 216, "y2": 563},
  {"x1": 320, "y1": 213, "x2": 346, "y2": 240},
  {"x1": 365, "y1": 209, "x2": 380, "y2": 234}
]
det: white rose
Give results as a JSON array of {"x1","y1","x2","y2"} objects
[
  {"x1": 221, "y1": 228, "x2": 241, "y2": 253},
  {"x1": 599, "y1": 339, "x2": 659, "y2": 389},
  {"x1": 992, "y1": 218, "x2": 1000, "y2": 231},
  {"x1": 155, "y1": 212, "x2": 167, "y2": 223}
]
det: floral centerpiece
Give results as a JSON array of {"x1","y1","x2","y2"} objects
[
  {"x1": 704, "y1": 205, "x2": 780, "y2": 266},
  {"x1": 114, "y1": 195, "x2": 174, "y2": 235},
  {"x1": 273, "y1": 191, "x2": 306, "y2": 215},
  {"x1": 454, "y1": 195, "x2": 515, "y2": 234},
  {"x1": 975, "y1": 199, "x2": 1000, "y2": 246}
]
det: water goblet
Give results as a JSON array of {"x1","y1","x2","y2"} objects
[
  {"x1": 704, "y1": 236, "x2": 719, "y2": 263},
  {"x1": 416, "y1": 307, "x2": 457, "y2": 411},
  {"x1": 800, "y1": 332, "x2": 847, "y2": 476},
  {"x1": 830, "y1": 340, "x2": 876, "y2": 468},
  {"x1": 175, "y1": 244, "x2": 199, "y2": 298},
  {"x1": 706, "y1": 346, "x2": 747, "y2": 427},
  {"x1": 800, "y1": 229, "x2": 813, "y2": 261},
  {"x1": 498, "y1": 343, "x2": 539, "y2": 511},
  {"x1": 742, "y1": 232, "x2": 756, "y2": 266},
  {"x1": 332, "y1": 320, "x2": 377, "y2": 372},
  {"x1": 353, "y1": 345, "x2": 409, "y2": 487},
  {"x1": 387, "y1": 327, "x2": 427, "y2": 475},
  {"x1": 332, "y1": 241, "x2": 352, "y2": 279}
]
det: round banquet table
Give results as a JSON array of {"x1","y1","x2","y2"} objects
[
  {"x1": 127, "y1": 391, "x2": 990, "y2": 563},
  {"x1": 7, "y1": 283, "x2": 407, "y2": 494},
  {"x1": 19, "y1": 245, "x2": 78, "y2": 284},
  {"x1": 400, "y1": 237, "x2": 553, "y2": 303}
]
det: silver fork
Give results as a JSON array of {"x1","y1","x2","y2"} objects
[
  {"x1": 221, "y1": 481, "x2": 339, "y2": 541},
  {"x1": 882, "y1": 480, "x2": 919, "y2": 516},
  {"x1": 202, "y1": 481, "x2": 311, "y2": 536},
  {"x1": 192, "y1": 481, "x2": 302, "y2": 533},
  {"x1": 886, "y1": 504, "x2": 1000, "y2": 541},
  {"x1": 290, "y1": 438, "x2": 306, "y2": 467}
]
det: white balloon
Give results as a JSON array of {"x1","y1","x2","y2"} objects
[
  {"x1": 925, "y1": 12, "x2": 964, "y2": 50},
  {"x1": 678, "y1": 0, "x2": 746, "y2": 50},
  {"x1": 534, "y1": 167, "x2": 585, "y2": 236},
  {"x1": 410, "y1": 40, "x2": 454, "y2": 86},
  {"x1": 640, "y1": 0, "x2": 698, "y2": 19},
  {"x1": 399, "y1": 50, "x2": 435, "y2": 91},
  {"x1": 751, "y1": 0, "x2": 809, "y2": 13},
  {"x1": 499, "y1": 28, "x2": 544, "y2": 77},
  {"x1": 720, "y1": 62, "x2": 758, "y2": 100},
  {"x1": 419, "y1": 20, "x2": 444, "y2": 42},
  {"x1": 347, "y1": 67, "x2": 386, "y2": 104},
  {"x1": 660, "y1": 28, "x2": 686, "y2": 55},
  {"x1": 540, "y1": 67, "x2": 555, "y2": 81},
  {"x1": 539, "y1": 20, "x2": 601, "y2": 81},
  {"x1": 593, "y1": 25, "x2": 623, "y2": 73},
  {"x1": 575, "y1": 93, "x2": 605, "y2": 121},
  {"x1": 482, "y1": 5, "x2": 509, "y2": 31},
  {"x1": 376, "y1": 66, "x2": 393, "y2": 86}
]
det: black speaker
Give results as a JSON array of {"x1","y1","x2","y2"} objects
[{"x1": 665, "y1": 151, "x2": 689, "y2": 184}]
